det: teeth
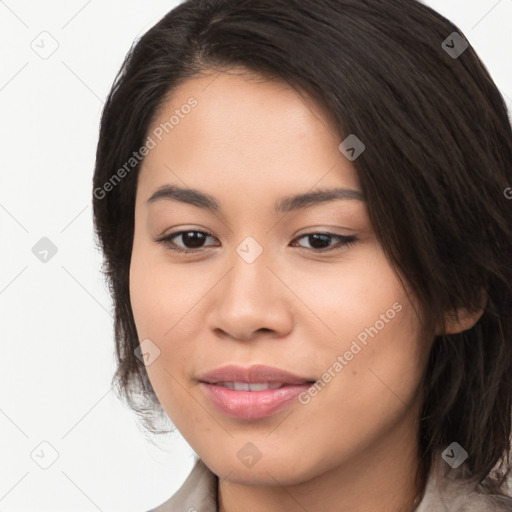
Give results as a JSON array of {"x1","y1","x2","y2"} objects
[{"x1": 219, "y1": 382, "x2": 284, "y2": 391}]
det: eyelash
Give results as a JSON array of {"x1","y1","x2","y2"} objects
[{"x1": 155, "y1": 230, "x2": 358, "y2": 255}]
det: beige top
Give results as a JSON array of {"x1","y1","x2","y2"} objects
[{"x1": 147, "y1": 455, "x2": 512, "y2": 512}]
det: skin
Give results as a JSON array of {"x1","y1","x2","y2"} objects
[{"x1": 129, "y1": 68, "x2": 483, "y2": 512}]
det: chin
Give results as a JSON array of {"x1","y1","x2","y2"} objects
[{"x1": 202, "y1": 449, "x2": 320, "y2": 486}]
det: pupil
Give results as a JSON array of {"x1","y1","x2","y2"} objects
[
  {"x1": 309, "y1": 234, "x2": 330, "y2": 249},
  {"x1": 183, "y1": 231, "x2": 205, "y2": 248}
]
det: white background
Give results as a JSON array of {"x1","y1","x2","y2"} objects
[{"x1": 0, "y1": 1, "x2": 511, "y2": 511}]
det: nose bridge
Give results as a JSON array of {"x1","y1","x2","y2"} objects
[
  {"x1": 224, "y1": 240, "x2": 274, "y2": 310},
  {"x1": 209, "y1": 237, "x2": 292, "y2": 339}
]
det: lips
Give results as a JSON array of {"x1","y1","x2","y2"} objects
[
  {"x1": 197, "y1": 364, "x2": 316, "y2": 420},
  {"x1": 197, "y1": 364, "x2": 314, "y2": 386}
]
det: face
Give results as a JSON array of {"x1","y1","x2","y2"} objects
[{"x1": 130, "y1": 68, "x2": 431, "y2": 486}]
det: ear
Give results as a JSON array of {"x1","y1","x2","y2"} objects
[{"x1": 439, "y1": 290, "x2": 487, "y2": 336}]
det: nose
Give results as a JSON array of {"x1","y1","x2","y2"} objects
[{"x1": 207, "y1": 250, "x2": 294, "y2": 342}]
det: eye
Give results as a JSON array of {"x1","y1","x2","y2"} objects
[
  {"x1": 155, "y1": 230, "x2": 218, "y2": 253},
  {"x1": 155, "y1": 230, "x2": 358, "y2": 254},
  {"x1": 291, "y1": 232, "x2": 357, "y2": 252}
]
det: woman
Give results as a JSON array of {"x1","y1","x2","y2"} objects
[{"x1": 92, "y1": 0, "x2": 512, "y2": 510}]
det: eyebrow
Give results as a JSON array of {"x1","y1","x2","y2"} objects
[{"x1": 147, "y1": 184, "x2": 365, "y2": 213}]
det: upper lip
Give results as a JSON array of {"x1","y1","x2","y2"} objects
[{"x1": 198, "y1": 364, "x2": 315, "y2": 385}]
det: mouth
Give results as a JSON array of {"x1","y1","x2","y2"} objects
[
  {"x1": 197, "y1": 364, "x2": 316, "y2": 420},
  {"x1": 197, "y1": 363, "x2": 315, "y2": 386},
  {"x1": 210, "y1": 381, "x2": 296, "y2": 391}
]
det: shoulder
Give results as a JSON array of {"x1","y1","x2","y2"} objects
[
  {"x1": 145, "y1": 457, "x2": 218, "y2": 512},
  {"x1": 415, "y1": 451, "x2": 512, "y2": 512}
]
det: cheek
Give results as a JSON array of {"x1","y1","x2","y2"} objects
[
  {"x1": 129, "y1": 240, "x2": 212, "y2": 391},
  {"x1": 294, "y1": 251, "x2": 427, "y2": 417},
  {"x1": 314, "y1": 298, "x2": 426, "y2": 437},
  {"x1": 129, "y1": 242, "x2": 204, "y2": 339},
  {"x1": 129, "y1": 247, "x2": 202, "y2": 423},
  {"x1": 286, "y1": 246, "x2": 410, "y2": 348}
]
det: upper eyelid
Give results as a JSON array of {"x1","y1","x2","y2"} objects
[{"x1": 161, "y1": 229, "x2": 349, "y2": 240}]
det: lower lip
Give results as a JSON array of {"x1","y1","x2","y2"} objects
[{"x1": 200, "y1": 382, "x2": 311, "y2": 420}]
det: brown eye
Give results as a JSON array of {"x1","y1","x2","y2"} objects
[
  {"x1": 156, "y1": 230, "x2": 218, "y2": 253},
  {"x1": 291, "y1": 233, "x2": 357, "y2": 251}
]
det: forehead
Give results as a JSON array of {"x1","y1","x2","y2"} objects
[{"x1": 138, "y1": 68, "x2": 361, "y2": 199}]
